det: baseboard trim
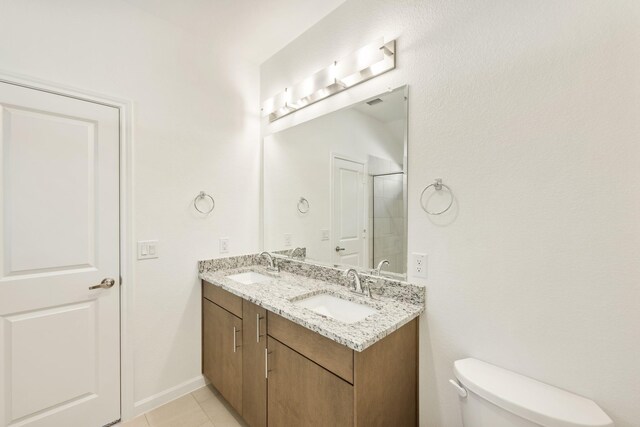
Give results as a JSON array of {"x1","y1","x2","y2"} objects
[{"x1": 132, "y1": 375, "x2": 207, "y2": 417}]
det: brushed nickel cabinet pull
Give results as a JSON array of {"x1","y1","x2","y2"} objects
[
  {"x1": 256, "y1": 314, "x2": 264, "y2": 343},
  {"x1": 265, "y1": 348, "x2": 273, "y2": 379},
  {"x1": 233, "y1": 326, "x2": 241, "y2": 353}
]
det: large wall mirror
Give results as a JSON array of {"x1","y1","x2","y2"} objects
[{"x1": 263, "y1": 86, "x2": 408, "y2": 278}]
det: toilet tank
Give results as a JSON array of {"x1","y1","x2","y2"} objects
[{"x1": 452, "y1": 359, "x2": 614, "y2": 427}]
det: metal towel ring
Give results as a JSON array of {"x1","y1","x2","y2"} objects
[
  {"x1": 194, "y1": 191, "x2": 215, "y2": 214},
  {"x1": 420, "y1": 179, "x2": 453, "y2": 215},
  {"x1": 297, "y1": 197, "x2": 310, "y2": 214}
]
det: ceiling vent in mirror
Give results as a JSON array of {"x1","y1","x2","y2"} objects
[
  {"x1": 366, "y1": 98, "x2": 384, "y2": 106},
  {"x1": 262, "y1": 38, "x2": 396, "y2": 122}
]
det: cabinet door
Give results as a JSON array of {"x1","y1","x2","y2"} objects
[
  {"x1": 242, "y1": 301, "x2": 267, "y2": 427},
  {"x1": 203, "y1": 299, "x2": 243, "y2": 414},
  {"x1": 267, "y1": 337, "x2": 353, "y2": 427}
]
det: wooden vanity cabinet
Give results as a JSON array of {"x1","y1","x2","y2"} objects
[
  {"x1": 202, "y1": 298, "x2": 243, "y2": 414},
  {"x1": 202, "y1": 281, "x2": 418, "y2": 427},
  {"x1": 267, "y1": 313, "x2": 417, "y2": 427}
]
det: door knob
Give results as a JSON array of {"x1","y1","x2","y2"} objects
[
  {"x1": 89, "y1": 278, "x2": 116, "y2": 290},
  {"x1": 335, "y1": 246, "x2": 345, "y2": 252}
]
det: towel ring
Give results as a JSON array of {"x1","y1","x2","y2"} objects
[
  {"x1": 420, "y1": 179, "x2": 453, "y2": 215},
  {"x1": 297, "y1": 197, "x2": 310, "y2": 214},
  {"x1": 194, "y1": 191, "x2": 215, "y2": 214}
]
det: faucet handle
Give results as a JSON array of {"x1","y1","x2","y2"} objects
[
  {"x1": 357, "y1": 277, "x2": 378, "y2": 298},
  {"x1": 363, "y1": 277, "x2": 383, "y2": 297},
  {"x1": 367, "y1": 277, "x2": 382, "y2": 287}
]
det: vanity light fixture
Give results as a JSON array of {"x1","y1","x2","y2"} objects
[{"x1": 262, "y1": 38, "x2": 396, "y2": 122}]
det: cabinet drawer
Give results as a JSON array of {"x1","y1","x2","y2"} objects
[
  {"x1": 267, "y1": 312, "x2": 353, "y2": 383},
  {"x1": 203, "y1": 281, "x2": 243, "y2": 318}
]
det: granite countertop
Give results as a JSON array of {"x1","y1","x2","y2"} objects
[{"x1": 199, "y1": 264, "x2": 424, "y2": 352}]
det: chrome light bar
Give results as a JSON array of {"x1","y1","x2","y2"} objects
[{"x1": 262, "y1": 38, "x2": 396, "y2": 122}]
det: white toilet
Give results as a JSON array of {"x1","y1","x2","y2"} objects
[{"x1": 452, "y1": 358, "x2": 614, "y2": 427}]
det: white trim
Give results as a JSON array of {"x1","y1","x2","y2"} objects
[
  {"x1": 331, "y1": 151, "x2": 366, "y2": 165},
  {"x1": 0, "y1": 70, "x2": 137, "y2": 422},
  {"x1": 133, "y1": 375, "x2": 207, "y2": 417}
]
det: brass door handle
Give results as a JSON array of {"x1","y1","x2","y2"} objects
[{"x1": 89, "y1": 278, "x2": 115, "y2": 290}]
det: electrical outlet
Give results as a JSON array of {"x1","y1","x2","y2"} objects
[
  {"x1": 284, "y1": 233, "x2": 292, "y2": 247},
  {"x1": 219, "y1": 238, "x2": 229, "y2": 254},
  {"x1": 138, "y1": 240, "x2": 159, "y2": 260},
  {"x1": 321, "y1": 229, "x2": 330, "y2": 241},
  {"x1": 412, "y1": 253, "x2": 427, "y2": 278}
]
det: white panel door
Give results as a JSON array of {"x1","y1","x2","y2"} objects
[
  {"x1": 332, "y1": 157, "x2": 365, "y2": 267},
  {"x1": 0, "y1": 82, "x2": 120, "y2": 427}
]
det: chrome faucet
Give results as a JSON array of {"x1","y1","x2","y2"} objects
[
  {"x1": 289, "y1": 247, "x2": 305, "y2": 259},
  {"x1": 259, "y1": 251, "x2": 279, "y2": 272},
  {"x1": 343, "y1": 268, "x2": 371, "y2": 297},
  {"x1": 375, "y1": 259, "x2": 390, "y2": 276}
]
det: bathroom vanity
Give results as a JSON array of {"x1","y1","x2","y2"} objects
[
  {"x1": 199, "y1": 84, "x2": 419, "y2": 426},
  {"x1": 199, "y1": 254, "x2": 424, "y2": 427}
]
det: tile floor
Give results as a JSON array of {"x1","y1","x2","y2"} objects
[{"x1": 118, "y1": 385, "x2": 247, "y2": 427}]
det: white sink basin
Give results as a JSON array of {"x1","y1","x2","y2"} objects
[
  {"x1": 226, "y1": 272, "x2": 274, "y2": 285},
  {"x1": 293, "y1": 293, "x2": 377, "y2": 324}
]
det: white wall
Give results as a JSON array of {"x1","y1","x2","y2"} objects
[
  {"x1": 264, "y1": 107, "x2": 402, "y2": 264},
  {"x1": 261, "y1": 1, "x2": 640, "y2": 426},
  {"x1": 0, "y1": 0, "x2": 260, "y2": 416}
]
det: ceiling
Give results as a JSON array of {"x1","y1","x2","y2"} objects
[
  {"x1": 353, "y1": 89, "x2": 407, "y2": 123},
  {"x1": 122, "y1": 0, "x2": 346, "y2": 64}
]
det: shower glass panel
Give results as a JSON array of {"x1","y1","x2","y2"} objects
[{"x1": 371, "y1": 172, "x2": 405, "y2": 274}]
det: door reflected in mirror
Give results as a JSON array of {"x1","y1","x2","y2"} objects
[{"x1": 263, "y1": 86, "x2": 408, "y2": 278}]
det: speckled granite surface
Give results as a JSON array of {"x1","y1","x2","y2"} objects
[{"x1": 198, "y1": 253, "x2": 425, "y2": 352}]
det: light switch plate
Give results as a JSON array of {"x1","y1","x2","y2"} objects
[
  {"x1": 412, "y1": 253, "x2": 427, "y2": 278},
  {"x1": 321, "y1": 229, "x2": 330, "y2": 241},
  {"x1": 219, "y1": 238, "x2": 229, "y2": 254},
  {"x1": 284, "y1": 233, "x2": 292, "y2": 247},
  {"x1": 138, "y1": 240, "x2": 159, "y2": 260}
]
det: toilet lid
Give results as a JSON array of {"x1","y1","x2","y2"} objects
[{"x1": 454, "y1": 358, "x2": 614, "y2": 427}]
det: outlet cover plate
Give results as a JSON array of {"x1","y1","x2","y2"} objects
[
  {"x1": 219, "y1": 238, "x2": 230, "y2": 254},
  {"x1": 412, "y1": 253, "x2": 427, "y2": 279}
]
